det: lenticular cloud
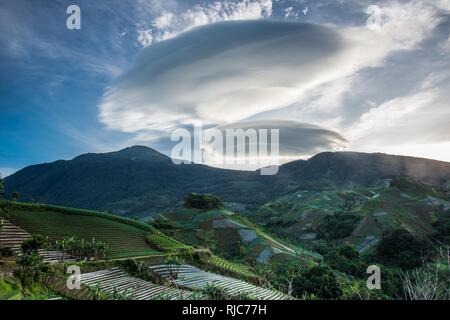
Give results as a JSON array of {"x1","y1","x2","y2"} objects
[{"x1": 99, "y1": 20, "x2": 344, "y2": 133}]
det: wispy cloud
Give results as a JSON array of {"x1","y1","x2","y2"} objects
[
  {"x1": 136, "y1": 0, "x2": 273, "y2": 47},
  {"x1": 0, "y1": 167, "x2": 18, "y2": 178}
]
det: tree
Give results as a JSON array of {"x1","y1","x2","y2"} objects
[
  {"x1": 292, "y1": 265, "x2": 342, "y2": 299},
  {"x1": 12, "y1": 191, "x2": 21, "y2": 201},
  {"x1": 164, "y1": 255, "x2": 184, "y2": 280},
  {"x1": 14, "y1": 252, "x2": 45, "y2": 287},
  {"x1": 432, "y1": 216, "x2": 450, "y2": 244},
  {"x1": 377, "y1": 229, "x2": 434, "y2": 269},
  {"x1": 317, "y1": 214, "x2": 360, "y2": 240},
  {"x1": 183, "y1": 193, "x2": 224, "y2": 211},
  {"x1": 21, "y1": 235, "x2": 47, "y2": 254}
]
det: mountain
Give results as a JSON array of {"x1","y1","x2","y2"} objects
[
  {"x1": 5, "y1": 146, "x2": 450, "y2": 217},
  {"x1": 275, "y1": 152, "x2": 450, "y2": 188},
  {"x1": 4, "y1": 146, "x2": 266, "y2": 216}
]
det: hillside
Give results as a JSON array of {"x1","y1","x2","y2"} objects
[
  {"x1": 152, "y1": 206, "x2": 321, "y2": 266},
  {"x1": 0, "y1": 201, "x2": 189, "y2": 259},
  {"x1": 248, "y1": 177, "x2": 450, "y2": 254},
  {"x1": 4, "y1": 146, "x2": 450, "y2": 217}
]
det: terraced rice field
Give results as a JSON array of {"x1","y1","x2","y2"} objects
[
  {"x1": 207, "y1": 255, "x2": 257, "y2": 280},
  {"x1": 80, "y1": 268, "x2": 197, "y2": 300},
  {"x1": 145, "y1": 233, "x2": 190, "y2": 252},
  {"x1": 149, "y1": 264, "x2": 288, "y2": 300},
  {"x1": 0, "y1": 218, "x2": 75, "y2": 263},
  {"x1": 1, "y1": 209, "x2": 161, "y2": 259}
]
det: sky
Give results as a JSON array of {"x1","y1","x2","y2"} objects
[{"x1": 1, "y1": 0, "x2": 450, "y2": 175}]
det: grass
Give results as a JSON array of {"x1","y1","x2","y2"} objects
[
  {"x1": 0, "y1": 277, "x2": 59, "y2": 300},
  {"x1": 0, "y1": 201, "x2": 190, "y2": 259},
  {"x1": 206, "y1": 255, "x2": 258, "y2": 281},
  {"x1": 145, "y1": 233, "x2": 191, "y2": 252}
]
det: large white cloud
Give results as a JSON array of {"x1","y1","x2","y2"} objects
[
  {"x1": 100, "y1": 0, "x2": 449, "y2": 163},
  {"x1": 100, "y1": 20, "x2": 345, "y2": 132}
]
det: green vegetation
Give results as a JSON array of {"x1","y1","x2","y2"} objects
[
  {"x1": 0, "y1": 246, "x2": 14, "y2": 258},
  {"x1": 0, "y1": 201, "x2": 187, "y2": 259},
  {"x1": 203, "y1": 283, "x2": 229, "y2": 300},
  {"x1": 292, "y1": 265, "x2": 342, "y2": 299},
  {"x1": 164, "y1": 254, "x2": 184, "y2": 279},
  {"x1": 206, "y1": 255, "x2": 258, "y2": 281},
  {"x1": 432, "y1": 215, "x2": 450, "y2": 244},
  {"x1": 145, "y1": 233, "x2": 190, "y2": 252},
  {"x1": 21, "y1": 235, "x2": 48, "y2": 253},
  {"x1": 184, "y1": 193, "x2": 224, "y2": 211},
  {"x1": 376, "y1": 229, "x2": 434, "y2": 269},
  {"x1": 0, "y1": 277, "x2": 58, "y2": 300},
  {"x1": 317, "y1": 214, "x2": 360, "y2": 241},
  {"x1": 55, "y1": 236, "x2": 108, "y2": 261},
  {"x1": 14, "y1": 252, "x2": 47, "y2": 288},
  {"x1": 315, "y1": 242, "x2": 365, "y2": 277}
]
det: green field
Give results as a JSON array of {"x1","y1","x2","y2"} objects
[{"x1": 0, "y1": 202, "x2": 190, "y2": 259}]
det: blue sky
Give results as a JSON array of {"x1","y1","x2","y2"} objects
[{"x1": 1, "y1": 0, "x2": 450, "y2": 176}]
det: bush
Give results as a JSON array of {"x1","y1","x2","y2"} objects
[
  {"x1": 0, "y1": 245, "x2": 14, "y2": 258},
  {"x1": 164, "y1": 255, "x2": 184, "y2": 279},
  {"x1": 14, "y1": 252, "x2": 46, "y2": 288},
  {"x1": 55, "y1": 236, "x2": 108, "y2": 261},
  {"x1": 377, "y1": 229, "x2": 434, "y2": 269},
  {"x1": 292, "y1": 265, "x2": 342, "y2": 299},
  {"x1": 204, "y1": 283, "x2": 230, "y2": 300},
  {"x1": 21, "y1": 235, "x2": 47, "y2": 253},
  {"x1": 183, "y1": 193, "x2": 224, "y2": 211},
  {"x1": 432, "y1": 216, "x2": 450, "y2": 244},
  {"x1": 323, "y1": 245, "x2": 365, "y2": 277},
  {"x1": 120, "y1": 259, "x2": 151, "y2": 281},
  {"x1": 317, "y1": 214, "x2": 360, "y2": 240}
]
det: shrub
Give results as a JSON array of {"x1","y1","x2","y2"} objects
[
  {"x1": 432, "y1": 216, "x2": 450, "y2": 244},
  {"x1": 87, "y1": 283, "x2": 108, "y2": 300},
  {"x1": 21, "y1": 235, "x2": 48, "y2": 253},
  {"x1": 204, "y1": 283, "x2": 229, "y2": 300},
  {"x1": 55, "y1": 236, "x2": 108, "y2": 261},
  {"x1": 164, "y1": 255, "x2": 184, "y2": 279},
  {"x1": 0, "y1": 245, "x2": 14, "y2": 258},
  {"x1": 14, "y1": 252, "x2": 45, "y2": 287},
  {"x1": 183, "y1": 193, "x2": 224, "y2": 211},
  {"x1": 292, "y1": 265, "x2": 342, "y2": 299},
  {"x1": 120, "y1": 259, "x2": 151, "y2": 281},
  {"x1": 317, "y1": 214, "x2": 360, "y2": 240},
  {"x1": 111, "y1": 288, "x2": 134, "y2": 300},
  {"x1": 377, "y1": 229, "x2": 434, "y2": 269}
]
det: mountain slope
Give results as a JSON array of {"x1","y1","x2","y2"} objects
[
  {"x1": 5, "y1": 146, "x2": 450, "y2": 217},
  {"x1": 248, "y1": 177, "x2": 450, "y2": 253},
  {"x1": 5, "y1": 146, "x2": 265, "y2": 216}
]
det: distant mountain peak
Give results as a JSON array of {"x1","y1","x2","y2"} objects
[{"x1": 72, "y1": 145, "x2": 170, "y2": 163}]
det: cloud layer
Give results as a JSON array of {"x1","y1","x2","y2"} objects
[
  {"x1": 100, "y1": 20, "x2": 344, "y2": 132},
  {"x1": 99, "y1": 0, "x2": 450, "y2": 165}
]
